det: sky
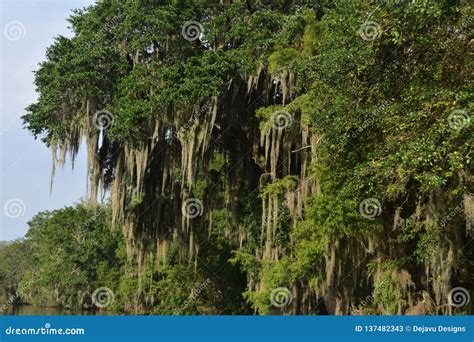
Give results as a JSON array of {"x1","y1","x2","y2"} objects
[{"x1": 1, "y1": 0, "x2": 96, "y2": 241}]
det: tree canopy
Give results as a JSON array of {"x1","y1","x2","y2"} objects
[{"x1": 17, "y1": 0, "x2": 474, "y2": 314}]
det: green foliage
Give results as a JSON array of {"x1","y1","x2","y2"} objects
[
  {"x1": 208, "y1": 153, "x2": 225, "y2": 173},
  {"x1": 261, "y1": 176, "x2": 298, "y2": 196},
  {"x1": 0, "y1": 240, "x2": 34, "y2": 304},
  {"x1": 17, "y1": 0, "x2": 473, "y2": 315},
  {"x1": 0, "y1": 204, "x2": 122, "y2": 309}
]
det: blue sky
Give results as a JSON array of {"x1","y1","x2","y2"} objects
[{"x1": 1, "y1": 0, "x2": 96, "y2": 240}]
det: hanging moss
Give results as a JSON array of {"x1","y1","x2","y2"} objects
[{"x1": 22, "y1": 0, "x2": 473, "y2": 315}]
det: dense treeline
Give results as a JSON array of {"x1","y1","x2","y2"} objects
[
  {"x1": 10, "y1": 0, "x2": 474, "y2": 314},
  {"x1": 0, "y1": 205, "x2": 121, "y2": 312},
  {"x1": 0, "y1": 203, "x2": 247, "y2": 314}
]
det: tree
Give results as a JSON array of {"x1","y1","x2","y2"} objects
[{"x1": 21, "y1": 0, "x2": 473, "y2": 315}]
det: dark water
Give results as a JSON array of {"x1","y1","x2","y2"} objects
[{"x1": 1, "y1": 305, "x2": 105, "y2": 316}]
